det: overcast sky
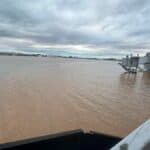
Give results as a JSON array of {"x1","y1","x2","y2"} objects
[{"x1": 0, "y1": 0, "x2": 150, "y2": 58}]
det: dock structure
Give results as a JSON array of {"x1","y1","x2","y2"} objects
[
  {"x1": 139, "y1": 52, "x2": 150, "y2": 71},
  {"x1": 119, "y1": 55, "x2": 139, "y2": 73},
  {"x1": 119, "y1": 52, "x2": 150, "y2": 73}
]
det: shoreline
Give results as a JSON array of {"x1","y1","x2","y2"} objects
[{"x1": 0, "y1": 52, "x2": 119, "y2": 61}]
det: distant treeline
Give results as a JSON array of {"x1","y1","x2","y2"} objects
[
  {"x1": 0, "y1": 52, "x2": 46, "y2": 57},
  {"x1": 0, "y1": 52, "x2": 119, "y2": 61}
]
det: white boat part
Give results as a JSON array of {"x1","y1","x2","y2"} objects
[{"x1": 111, "y1": 119, "x2": 150, "y2": 150}]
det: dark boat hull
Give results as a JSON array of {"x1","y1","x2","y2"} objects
[{"x1": 0, "y1": 129, "x2": 121, "y2": 150}]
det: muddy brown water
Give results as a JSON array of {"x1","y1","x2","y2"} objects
[{"x1": 0, "y1": 56, "x2": 150, "y2": 143}]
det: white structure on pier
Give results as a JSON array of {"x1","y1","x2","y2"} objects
[
  {"x1": 139, "y1": 52, "x2": 150, "y2": 71},
  {"x1": 119, "y1": 55, "x2": 139, "y2": 73},
  {"x1": 120, "y1": 52, "x2": 150, "y2": 72}
]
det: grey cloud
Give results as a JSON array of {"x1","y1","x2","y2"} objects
[
  {"x1": 117, "y1": 0, "x2": 150, "y2": 14},
  {"x1": 0, "y1": 0, "x2": 150, "y2": 57}
]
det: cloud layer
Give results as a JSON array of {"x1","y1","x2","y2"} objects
[{"x1": 0, "y1": 0, "x2": 150, "y2": 57}]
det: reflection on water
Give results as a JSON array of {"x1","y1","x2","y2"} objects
[
  {"x1": 142, "y1": 72, "x2": 150, "y2": 84},
  {"x1": 120, "y1": 73, "x2": 137, "y2": 85},
  {"x1": 0, "y1": 56, "x2": 150, "y2": 143}
]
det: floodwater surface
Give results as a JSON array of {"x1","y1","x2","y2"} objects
[{"x1": 0, "y1": 56, "x2": 150, "y2": 143}]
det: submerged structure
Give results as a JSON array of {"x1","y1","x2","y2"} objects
[{"x1": 119, "y1": 52, "x2": 150, "y2": 73}]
